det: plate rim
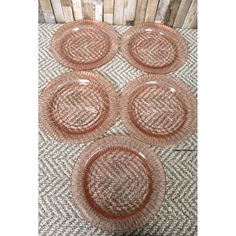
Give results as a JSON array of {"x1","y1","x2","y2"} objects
[
  {"x1": 121, "y1": 22, "x2": 188, "y2": 74},
  {"x1": 39, "y1": 71, "x2": 119, "y2": 144},
  {"x1": 71, "y1": 135, "x2": 166, "y2": 233},
  {"x1": 120, "y1": 74, "x2": 197, "y2": 146},
  {"x1": 51, "y1": 20, "x2": 120, "y2": 70}
]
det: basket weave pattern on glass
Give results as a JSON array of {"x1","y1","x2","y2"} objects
[
  {"x1": 72, "y1": 136, "x2": 166, "y2": 233},
  {"x1": 39, "y1": 71, "x2": 119, "y2": 143},
  {"x1": 121, "y1": 23, "x2": 188, "y2": 74},
  {"x1": 51, "y1": 20, "x2": 119, "y2": 70}
]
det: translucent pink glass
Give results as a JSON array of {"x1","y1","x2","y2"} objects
[
  {"x1": 72, "y1": 136, "x2": 166, "y2": 233},
  {"x1": 120, "y1": 75, "x2": 197, "y2": 146},
  {"x1": 51, "y1": 20, "x2": 119, "y2": 70},
  {"x1": 121, "y1": 23, "x2": 188, "y2": 74},
  {"x1": 39, "y1": 71, "x2": 119, "y2": 143}
]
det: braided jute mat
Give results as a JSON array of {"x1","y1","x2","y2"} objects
[{"x1": 39, "y1": 24, "x2": 197, "y2": 236}]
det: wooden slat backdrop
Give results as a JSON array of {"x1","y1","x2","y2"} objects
[{"x1": 39, "y1": 0, "x2": 197, "y2": 28}]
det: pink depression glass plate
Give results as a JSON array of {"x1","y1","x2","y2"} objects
[
  {"x1": 120, "y1": 75, "x2": 197, "y2": 146},
  {"x1": 72, "y1": 136, "x2": 166, "y2": 233},
  {"x1": 121, "y1": 23, "x2": 188, "y2": 74},
  {"x1": 51, "y1": 20, "x2": 119, "y2": 70},
  {"x1": 39, "y1": 71, "x2": 118, "y2": 144}
]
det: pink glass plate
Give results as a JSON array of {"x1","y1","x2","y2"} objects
[
  {"x1": 121, "y1": 23, "x2": 188, "y2": 74},
  {"x1": 39, "y1": 71, "x2": 118, "y2": 144},
  {"x1": 120, "y1": 75, "x2": 197, "y2": 146},
  {"x1": 51, "y1": 20, "x2": 119, "y2": 70},
  {"x1": 72, "y1": 136, "x2": 166, "y2": 233}
]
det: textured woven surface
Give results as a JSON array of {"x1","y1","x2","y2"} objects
[{"x1": 39, "y1": 24, "x2": 197, "y2": 236}]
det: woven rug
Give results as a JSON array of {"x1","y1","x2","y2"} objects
[{"x1": 39, "y1": 24, "x2": 197, "y2": 236}]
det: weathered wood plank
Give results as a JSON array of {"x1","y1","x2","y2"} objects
[
  {"x1": 63, "y1": 6, "x2": 74, "y2": 22},
  {"x1": 81, "y1": 0, "x2": 94, "y2": 19},
  {"x1": 82, "y1": 0, "x2": 103, "y2": 20},
  {"x1": 134, "y1": 0, "x2": 148, "y2": 24},
  {"x1": 94, "y1": 0, "x2": 103, "y2": 21},
  {"x1": 114, "y1": 0, "x2": 125, "y2": 25},
  {"x1": 61, "y1": 0, "x2": 72, "y2": 7},
  {"x1": 39, "y1": 0, "x2": 56, "y2": 23},
  {"x1": 182, "y1": 0, "x2": 197, "y2": 29},
  {"x1": 104, "y1": 0, "x2": 114, "y2": 24},
  {"x1": 164, "y1": 0, "x2": 181, "y2": 26},
  {"x1": 72, "y1": 0, "x2": 83, "y2": 20},
  {"x1": 155, "y1": 0, "x2": 171, "y2": 23},
  {"x1": 61, "y1": 0, "x2": 74, "y2": 22},
  {"x1": 51, "y1": 0, "x2": 64, "y2": 22},
  {"x1": 123, "y1": 0, "x2": 137, "y2": 25},
  {"x1": 145, "y1": 0, "x2": 159, "y2": 22},
  {"x1": 191, "y1": 13, "x2": 197, "y2": 29},
  {"x1": 173, "y1": 0, "x2": 193, "y2": 28},
  {"x1": 38, "y1": 0, "x2": 197, "y2": 28},
  {"x1": 38, "y1": 1, "x2": 45, "y2": 23}
]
